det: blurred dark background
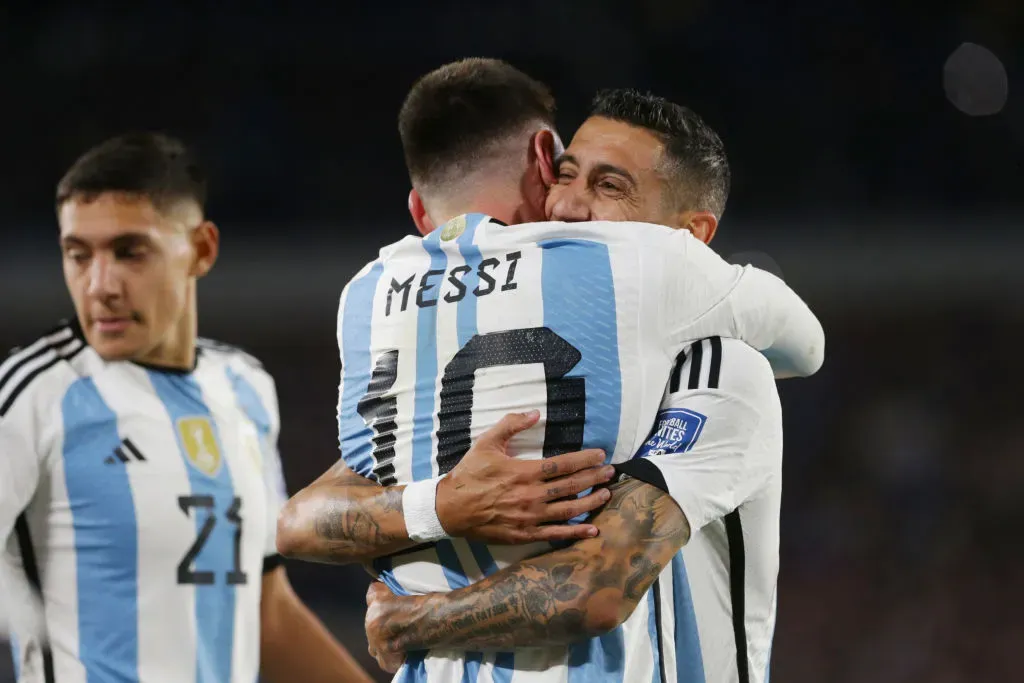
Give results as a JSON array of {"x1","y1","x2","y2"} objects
[{"x1": 2, "y1": 1, "x2": 1022, "y2": 681}]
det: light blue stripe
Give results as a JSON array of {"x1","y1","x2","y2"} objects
[
  {"x1": 225, "y1": 367, "x2": 271, "y2": 441},
  {"x1": 434, "y1": 539, "x2": 471, "y2": 590},
  {"x1": 455, "y1": 213, "x2": 487, "y2": 348},
  {"x1": 61, "y1": 378, "x2": 139, "y2": 682},
  {"x1": 455, "y1": 214, "x2": 501, "y2": 580},
  {"x1": 225, "y1": 367, "x2": 284, "y2": 501},
  {"x1": 371, "y1": 555, "x2": 410, "y2": 597},
  {"x1": 339, "y1": 261, "x2": 385, "y2": 476},
  {"x1": 399, "y1": 652, "x2": 427, "y2": 682},
  {"x1": 671, "y1": 554, "x2": 705, "y2": 683},
  {"x1": 568, "y1": 628, "x2": 625, "y2": 683},
  {"x1": 764, "y1": 631, "x2": 774, "y2": 683},
  {"x1": 460, "y1": 651, "x2": 483, "y2": 683},
  {"x1": 148, "y1": 372, "x2": 236, "y2": 683},
  {"x1": 411, "y1": 230, "x2": 448, "y2": 482},
  {"x1": 647, "y1": 590, "x2": 662, "y2": 683},
  {"x1": 540, "y1": 239, "x2": 622, "y2": 460},
  {"x1": 9, "y1": 633, "x2": 20, "y2": 681},
  {"x1": 492, "y1": 652, "x2": 515, "y2": 683}
]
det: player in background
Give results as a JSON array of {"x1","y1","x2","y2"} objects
[
  {"x1": 0, "y1": 134, "x2": 372, "y2": 683},
  {"x1": 359, "y1": 90, "x2": 788, "y2": 683},
  {"x1": 277, "y1": 61, "x2": 822, "y2": 682}
]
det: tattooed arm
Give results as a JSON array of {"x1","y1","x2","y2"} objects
[
  {"x1": 276, "y1": 412, "x2": 614, "y2": 565},
  {"x1": 365, "y1": 476, "x2": 689, "y2": 657},
  {"x1": 276, "y1": 459, "x2": 413, "y2": 563}
]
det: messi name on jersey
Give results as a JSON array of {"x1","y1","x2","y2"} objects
[{"x1": 385, "y1": 250, "x2": 522, "y2": 316}]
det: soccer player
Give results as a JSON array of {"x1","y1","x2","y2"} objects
[
  {"x1": 277, "y1": 60, "x2": 822, "y2": 682},
  {"x1": 0, "y1": 134, "x2": 373, "y2": 683},
  {"x1": 358, "y1": 92, "x2": 786, "y2": 683}
]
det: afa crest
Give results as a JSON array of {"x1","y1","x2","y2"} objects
[
  {"x1": 178, "y1": 416, "x2": 222, "y2": 477},
  {"x1": 440, "y1": 214, "x2": 467, "y2": 241}
]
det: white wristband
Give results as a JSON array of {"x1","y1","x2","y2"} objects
[{"x1": 402, "y1": 476, "x2": 449, "y2": 543}]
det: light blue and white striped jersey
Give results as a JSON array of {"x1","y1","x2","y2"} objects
[
  {"x1": 0, "y1": 321, "x2": 287, "y2": 683},
  {"x1": 336, "y1": 215, "x2": 816, "y2": 682}
]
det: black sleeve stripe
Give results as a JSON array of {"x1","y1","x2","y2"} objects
[
  {"x1": 262, "y1": 553, "x2": 285, "y2": 574},
  {"x1": 15, "y1": 514, "x2": 55, "y2": 683},
  {"x1": 669, "y1": 348, "x2": 688, "y2": 393},
  {"x1": 707, "y1": 336, "x2": 722, "y2": 389},
  {"x1": 669, "y1": 336, "x2": 725, "y2": 395},
  {"x1": 652, "y1": 578, "x2": 669, "y2": 683},
  {"x1": 0, "y1": 325, "x2": 75, "y2": 396},
  {"x1": 725, "y1": 509, "x2": 750, "y2": 683},
  {"x1": 686, "y1": 338, "x2": 704, "y2": 389},
  {"x1": 0, "y1": 341, "x2": 86, "y2": 418},
  {"x1": 613, "y1": 458, "x2": 670, "y2": 493}
]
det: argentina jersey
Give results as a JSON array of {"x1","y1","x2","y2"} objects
[
  {"x1": 0, "y1": 320, "x2": 287, "y2": 683},
  {"x1": 336, "y1": 214, "x2": 806, "y2": 682}
]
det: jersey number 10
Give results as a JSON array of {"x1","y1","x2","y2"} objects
[{"x1": 357, "y1": 327, "x2": 586, "y2": 486}]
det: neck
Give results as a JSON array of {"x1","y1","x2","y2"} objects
[
  {"x1": 138, "y1": 285, "x2": 198, "y2": 371},
  {"x1": 432, "y1": 192, "x2": 524, "y2": 228}
]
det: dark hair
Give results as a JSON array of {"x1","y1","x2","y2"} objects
[
  {"x1": 590, "y1": 89, "x2": 730, "y2": 218},
  {"x1": 399, "y1": 58, "x2": 556, "y2": 190},
  {"x1": 56, "y1": 132, "x2": 207, "y2": 213}
]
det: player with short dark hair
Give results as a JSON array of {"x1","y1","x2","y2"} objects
[
  {"x1": 398, "y1": 57, "x2": 564, "y2": 235},
  {"x1": 587, "y1": 88, "x2": 730, "y2": 220},
  {"x1": 0, "y1": 133, "x2": 372, "y2": 683}
]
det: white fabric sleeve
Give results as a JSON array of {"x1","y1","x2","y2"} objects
[
  {"x1": 614, "y1": 338, "x2": 782, "y2": 533},
  {"x1": 262, "y1": 440, "x2": 288, "y2": 560},
  {"x1": 660, "y1": 229, "x2": 825, "y2": 378},
  {"x1": 0, "y1": 404, "x2": 42, "y2": 549},
  {"x1": 245, "y1": 366, "x2": 288, "y2": 561}
]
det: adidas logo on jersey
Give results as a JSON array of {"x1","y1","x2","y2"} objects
[{"x1": 105, "y1": 438, "x2": 147, "y2": 465}]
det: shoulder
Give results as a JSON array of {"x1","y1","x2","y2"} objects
[
  {"x1": 197, "y1": 337, "x2": 272, "y2": 385},
  {"x1": 1, "y1": 319, "x2": 89, "y2": 419},
  {"x1": 471, "y1": 219, "x2": 671, "y2": 247},
  {"x1": 670, "y1": 336, "x2": 776, "y2": 403}
]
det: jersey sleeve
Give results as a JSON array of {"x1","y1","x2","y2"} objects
[
  {"x1": 233, "y1": 359, "x2": 288, "y2": 561},
  {"x1": 0, "y1": 398, "x2": 41, "y2": 549},
  {"x1": 614, "y1": 337, "x2": 782, "y2": 533},
  {"x1": 258, "y1": 376, "x2": 288, "y2": 560},
  {"x1": 659, "y1": 229, "x2": 825, "y2": 378}
]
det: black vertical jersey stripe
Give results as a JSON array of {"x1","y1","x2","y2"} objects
[
  {"x1": 669, "y1": 348, "x2": 688, "y2": 393},
  {"x1": 725, "y1": 510, "x2": 750, "y2": 683},
  {"x1": 707, "y1": 336, "x2": 722, "y2": 389},
  {"x1": 14, "y1": 514, "x2": 56, "y2": 683},
  {"x1": 686, "y1": 339, "x2": 704, "y2": 390},
  {"x1": 652, "y1": 578, "x2": 669, "y2": 683}
]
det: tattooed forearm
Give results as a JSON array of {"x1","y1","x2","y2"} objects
[
  {"x1": 383, "y1": 477, "x2": 690, "y2": 652},
  {"x1": 277, "y1": 464, "x2": 418, "y2": 564},
  {"x1": 310, "y1": 486, "x2": 407, "y2": 558}
]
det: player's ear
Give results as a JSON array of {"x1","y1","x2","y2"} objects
[
  {"x1": 532, "y1": 129, "x2": 560, "y2": 189},
  {"x1": 189, "y1": 221, "x2": 220, "y2": 278},
  {"x1": 408, "y1": 189, "x2": 435, "y2": 237},
  {"x1": 679, "y1": 211, "x2": 718, "y2": 244}
]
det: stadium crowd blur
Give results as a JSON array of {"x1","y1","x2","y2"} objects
[{"x1": 1, "y1": 1, "x2": 1021, "y2": 681}]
